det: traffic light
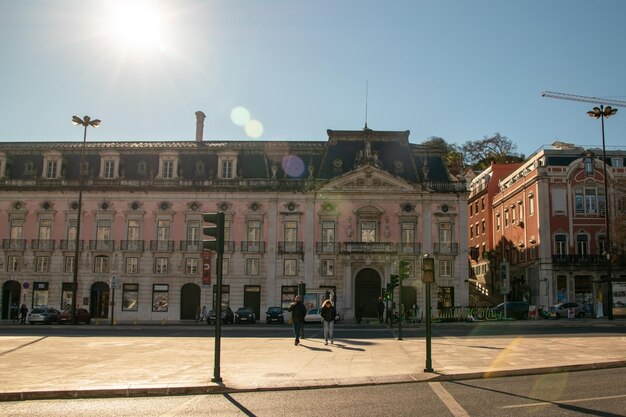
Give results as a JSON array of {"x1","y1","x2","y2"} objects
[
  {"x1": 390, "y1": 274, "x2": 399, "y2": 288},
  {"x1": 399, "y1": 260, "x2": 411, "y2": 281},
  {"x1": 203, "y1": 212, "x2": 225, "y2": 254},
  {"x1": 383, "y1": 290, "x2": 391, "y2": 301}
]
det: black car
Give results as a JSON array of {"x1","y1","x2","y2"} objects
[
  {"x1": 235, "y1": 307, "x2": 256, "y2": 324},
  {"x1": 493, "y1": 301, "x2": 530, "y2": 320},
  {"x1": 265, "y1": 306, "x2": 285, "y2": 324},
  {"x1": 207, "y1": 307, "x2": 234, "y2": 324}
]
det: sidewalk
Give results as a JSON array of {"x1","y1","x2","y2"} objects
[{"x1": 0, "y1": 319, "x2": 625, "y2": 401}]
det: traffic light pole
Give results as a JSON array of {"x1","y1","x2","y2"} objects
[
  {"x1": 212, "y1": 250, "x2": 223, "y2": 383},
  {"x1": 397, "y1": 282, "x2": 403, "y2": 340}
]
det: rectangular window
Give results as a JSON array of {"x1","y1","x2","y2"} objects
[
  {"x1": 64, "y1": 256, "x2": 75, "y2": 273},
  {"x1": 46, "y1": 160, "x2": 57, "y2": 179},
  {"x1": 577, "y1": 235, "x2": 588, "y2": 256},
  {"x1": 10, "y1": 219, "x2": 24, "y2": 239},
  {"x1": 103, "y1": 160, "x2": 115, "y2": 179},
  {"x1": 127, "y1": 219, "x2": 141, "y2": 241},
  {"x1": 322, "y1": 221, "x2": 335, "y2": 251},
  {"x1": 612, "y1": 158, "x2": 623, "y2": 167},
  {"x1": 36, "y1": 256, "x2": 49, "y2": 272},
  {"x1": 38, "y1": 219, "x2": 52, "y2": 240},
  {"x1": 505, "y1": 210, "x2": 509, "y2": 227},
  {"x1": 163, "y1": 160, "x2": 174, "y2": 179},
  {"x1": 222, "y1": 257, "x2": 230, "y2": 275},
  {"x1": 122, "y1": 283, "x2": 139, "y2": 311},
  {"x1": 126, "y1": 257, "x2": 139, "y2": 274},
  {"x1": 321, "y1": 259, "x2": 335, "y2": 276},
  {"x1": 481, "y1": 219, "x2": 486, "y2": 235},
  {"x1": 284, "y1": 220, "x2": 298, "y2": 242},
  {"x1": 439, "y1": 222, "x2": 452, "y2": 244},
  {"x1": 481, "y1": 197, "x2": 485, "y2": 211},
  {"x1": 439, "y1": 260, "x2": 452, "y2": 277},
  {"x1": 187, "y1": 220, "x2": 200, "y2": 243},
  {"x1": 246, "y1": 258, "x2": 260, "y2": 276},
  {"x1": 185, "y1": 258, "x2": 199, "y2": 274},
  {"x1": 221, "y1": 160, "x2": 233, "y2": 179},
  {"x1": 518, "y1": 204, "x2": 524, "y2": 222},
  {"x1": 224, "y1": 219, "x2": 231, "y2": 242},
  {"x1": 555, "y1": 234, "x2": 567, "y2": 256},
  {"x1": 496, "y1": 214, "x2": 501, "y2": 231},
  {"x1": 67, "y1": 219, "x2": 77, "y2": 244},
  {"x1": 96, "y1": 219, "x2": 112, "y2": 241},
  {"x1": 247, "y1": 220, "x2": 261, "y2": 242},
  {"x1": 284, "y1": 259, "x2": 297, "y2": 276},
  {"x1": 7, "y1": 255, "x2": 20, "y2": 272},
  {"x1": 33, "y1": 282, "x2": 49, "y2": 307},
  {"x1": 94, "y1": 255, "x2": 109, "y2": 273},
  {"x1": 511, "y1": 206, "x2": 516, "y2": 224},
  {"x1": 585, "y1": 188, "x2": 597, "y2": 213},
  {"x1": 529, "y1": 195, "x2": 535, "y2": 215},
  {"x1": 155, "y1": 257, "x2": 168, "y2": 274},
  {"x1": 152, "y1": 284, "x2": 169, "y2": 312},
  {"x1": 361, "y1": 221, "x2": 376, "y2": 242},
  {"x1": 157, "y1": 220, "x2": 170, "y2": 241},
  {"x1": 401, "y1": 222, "x2": 415, "y2": 244},
  {"x1": 574, "y1": 189, "x2": 584, "y2": 214}
]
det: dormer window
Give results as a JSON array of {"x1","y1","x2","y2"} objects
[
  {"x1": 158, "y1": 152, "x2": 179, "y2": 179},
  {"x1": 42, "y1": 151, "x2": 63, "y2": 179},
  {"x1": 99, "y1": 151, "x2": 120, "y2": 179},
  {"x1": 218, "y1": 152, "x2": 238, "y2": 179},
  {"x1": 584, "y1": 157, "x2": 594, "y2": 176}
]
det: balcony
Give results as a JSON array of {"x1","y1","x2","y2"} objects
[
  {"x1": 89, "y1": 240, "x2": 115, "y2": 251},
  {"x1": 2, "y1": 239, "x2": 27, "y2": 250},
  {"x1": 552, "y1": 254, "x2": 608, "y2": 265},
  {"x1": 180, "y1": 240, "x2": 201, "y2": 252},
  {"x1": 241, "y1": 241, "x2": 265, "y2": 253},
  {"x1": 60, "y1": 240, "x2": 84, "y2": 250},
  {"x1": 150, "y1": 240, "x2": 175, "y2": 251},
  {"x1": 342, "y1": 242, "x2": 395, "y2": 253},
  {"x1": 396, "y1": 242, "x2": 421, "y2": 254},
  {"x1": 433, "y1": 243, "x2": 459, "y2": 255},
  {"x1": 31, "y1": 239, "x2": 55, "y2": 250},
  {"x1": 316, "y1": 242, "x2": 341, "y2": 254},
  {"x1": 120, "y1": 240, "x2": 145, "y2": 251},
  {"x1": 278, "y1": 241, "x2": 303, "y2": 254}
]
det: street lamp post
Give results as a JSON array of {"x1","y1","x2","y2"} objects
[
  {"x1": 421, "y1": 254, "x2": 435, "y2": 372},
  {"x1": 71, "y1": 115, "x2": 101, "y2": 325},
  {"x1": 587, "y1": 105, "x2": 617, "y2": 321}
]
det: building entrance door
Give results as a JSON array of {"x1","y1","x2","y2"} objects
[
  {"x1": 180, "y1": 283, "x2": 200, "y2": 320},
  {"x1": 2, "y1": 280, "x2": 21, "y2": 319},
  {"x1": 90, "y1": 282, "x2": 110, "y2": 319},
  {"x1": 244, "y1": 285, "x2": 261, "y2": 318},
  {"x1": 355, "y1": 268, "x2": 382, "y2": 317}
]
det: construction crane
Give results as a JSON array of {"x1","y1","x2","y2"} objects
[
  {"x1": 542, "y1": 90, "x2": 625, "y2": 321},
  {"x1": 541, "y1": 91, "x2": 626, "y2": 108}
]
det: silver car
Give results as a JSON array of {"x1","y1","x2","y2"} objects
[
  {"x1": 549, "y1": 302, "x2": 587, "y2": 319},
  {"x1": 27, "y1": 307, "x2": 61, "y2": 324}
]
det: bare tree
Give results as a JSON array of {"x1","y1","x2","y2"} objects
[{"x1": 462, "y1": 133, "x2": 521, "y2": 169}]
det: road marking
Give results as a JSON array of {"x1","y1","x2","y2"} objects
[
  {"x1": 502, "y1": 393, "x2": 626, "y2": 409},
  {"x1": 429, "y1": 382, "x2": 471, "y2": 417}
]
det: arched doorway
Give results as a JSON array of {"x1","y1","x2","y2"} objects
[
  {"x1": 355, "y1": 268, "x2": 382, "y2": 317},
  {"x1": 90, "y1": 282, "x2": 110, "y2": 319},
  {"x1": 180, "y1": 283, "x2": 201, "y2": 320},
  {"x1": 2, "y1": 280, "x2": 21, "y2": 319}
]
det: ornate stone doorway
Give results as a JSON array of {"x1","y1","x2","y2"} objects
[{"x1": 354, "y1": 268, "x2": 382, "y2": 317}]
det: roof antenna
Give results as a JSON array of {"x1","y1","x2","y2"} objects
[{"x1": 364, "y1": 80, "x2": 369, "y2": 129}]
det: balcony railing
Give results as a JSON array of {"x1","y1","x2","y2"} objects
[
  {"x1": 316, "y1": 242, "x2": 341, "y2": 254},
  {"x1": 89, "y1": 240, "x2": 115, "y2": 251},
  {"x1": 342, "y1": 242, "x2": 395, "y2": 253},
  {"x1": 2, "y1": 239, "x2": 27, "y2": 250},
  {"x1": 150, "y1": 240, "x2": 175, "y2": 251},
  {"x1": 433, "y1": 243, "x2": 459, "y2": 255},
  {"x1": 552, "y1": 254, "x2": 608, "y2": 265},
  {"x1": 31, "y1": 239, "x2": 55, "y2": 250},
  {"x1": 278, "y1": 241, "x2": 303, "y2": 254},
  {"x1": 396, "y1": 242, "x2": 421, "y2": 254},
  {"x1": 120, "y1": 240, "x2": 145, "y2": 251},
  {"x1": 60, "y1": 240, "x2": 84, "y2": 250},
  {"x1": 180, "y1": 240, "x2": 202, "y2": 251},
  {"x1": 241, "y1": 241, "x2": 266, "y2": 253}
]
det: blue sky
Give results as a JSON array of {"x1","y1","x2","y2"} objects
[{"x1": 1, "y1": 0, "x2": 625, "y2": 158}]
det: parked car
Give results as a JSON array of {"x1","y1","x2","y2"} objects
[
  {"x1": 265, "y1": 306, "x2": 285, "y2": 324},
  {"x1": 235, "y1": 307, "x2": 256, "y2": 324},
  {"x1": 493, "y1": 301, "x2": 530, "y2": 320},
  {"x1": 207, "y1": 307, "x2": 234, "y2": 324},
  {"x1": 59, "y1": 308, "x2": 91, "y2": 324},
  {"x1": 304, "y1": 308, "x2": 340, "y2": 323},
  {"x1": 549, "y1": 302, "x2": 587, "y2": 319},
  {"x1": 27, "y1": 307, "x2": 61, "y2": 325}
]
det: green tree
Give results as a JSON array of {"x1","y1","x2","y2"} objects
[{"x1": 422, "y1": 136, "x2": 464, "y2": 176}]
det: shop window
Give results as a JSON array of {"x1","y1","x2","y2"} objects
[
  {"x1": 61, "y1": 282, "x2": 73, "y2": 311},
  {"x1": 123, "y1": 284, "x2": 139, "y2": 311},
  {"x1": 152, "y1": 284, "x2": 169, "y2": 312},
  {"x1": 32, "y1": 282, "x2": 49, "y2": 307},
  {"x1": 281, "y1": 285, "x2": 298, "y2": 309},
  {"x1": 437, "y1": 286, "x2": 454, "y2": 309}
]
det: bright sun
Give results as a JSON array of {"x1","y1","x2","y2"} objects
[{"x1": 106, "y1": 1, "x2": 168, "y2": 50}]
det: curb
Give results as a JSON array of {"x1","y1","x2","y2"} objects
[{"x1": 2, "y1": 360, "x2": 625, "y2": 402}]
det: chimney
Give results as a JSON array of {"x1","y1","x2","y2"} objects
[{"x1": 195, "y1": 111, "x2": 206, "y2": 142}]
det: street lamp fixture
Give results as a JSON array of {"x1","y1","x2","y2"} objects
[
  {"x1": 70, "y1": 115, "x2": 101, "y2": 325},
  {"x1": 587, "y1": 105, "x2": 617, "y2": 320},
  {"x1": 421, "y1": 253, "x2": 435, "y2": 372}
]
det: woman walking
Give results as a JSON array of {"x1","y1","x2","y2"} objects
[{"x1": 320, "y1": 299, "x2": 337, "y2": 345}]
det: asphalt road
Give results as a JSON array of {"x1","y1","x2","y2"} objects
[{"x1": 0, "y1": 368, "x2": 623, "y2": 416}]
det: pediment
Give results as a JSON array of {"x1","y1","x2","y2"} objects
[{"x1": 318, "y1": 165, "x2": 418, "y2": 192}]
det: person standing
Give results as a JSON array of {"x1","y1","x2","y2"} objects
[
  {"x1": 377, "y1": 297, "x2": 385, "y2": 324},
  {"x1": 320, "y1": 299, "x2": 337, "y2": 345},
  {"x1": 200, "y1": 306, "x2": 207, "y2": 321},
  {"x1": 288, "y1": 295, "x2": 307, "y2": 345},
  {"x1": 355, "y1": 303, "x2": 363, "y2": 324},
  {"x1": 19, "y1": 304, "x2": 28, "y2": 324}
]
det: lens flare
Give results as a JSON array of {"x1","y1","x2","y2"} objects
[
  {"x1": 282, "y1": 155, "x2": 305, "y2": 178},
  {"x1": 231, "y1": 107, "x2": 251, "y2": 126},
  {"x1": 245, "y1": 119, "x2": 264, "y2": 138}
]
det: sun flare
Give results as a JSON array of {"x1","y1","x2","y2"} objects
[{"x1": 106, "y1": 1, "x2": 169, "y2": 50}]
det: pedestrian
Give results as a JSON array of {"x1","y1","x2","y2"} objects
[
  {"x1": 19, "y1": 304, "x2": 28, "y2": 324},
  {"x1": 200, "y1": 306, "x2": 207, "y2": 321},
  {"x1": 195, "y1": 305, "x2": 201, "y2": 322},
  {"x1": 287, "y1": 295, "x2": 307, "y2": 346},
  {"x1": 320, "y1": 299, "x2": 337, "y2": 345},
  {"x1": 10, "y1": 302, "x2": 18, "y2": 323},
  {"x1": 377, "y1": 297, "x2": 385, "y2": 323},
  {"x1": 355, "y1": 303, "x2": 363, "y2": 324}
]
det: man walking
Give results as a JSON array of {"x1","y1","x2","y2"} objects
[
  {"x1": 377, "y1": 296, "x2": 385, "y2": 324},
  {"x1": 288, "y1": 295, "x2": 307, "y2": 345}
]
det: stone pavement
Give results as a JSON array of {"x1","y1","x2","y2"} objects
[{"x1": 0, "y1": 319, "x2": 625, "y2": 401}]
